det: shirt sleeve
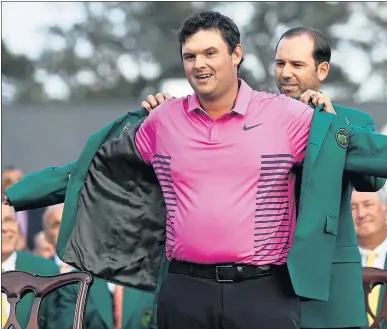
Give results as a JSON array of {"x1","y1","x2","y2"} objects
[
  {"x1": 135, "y1": 111, "x2": 157, "y2": 164},
  {"x1": 286, "y1": 97, "x2": 314, "y2": 164}
]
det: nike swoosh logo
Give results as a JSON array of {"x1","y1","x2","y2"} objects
[{"x1": 243, "y1": 123, "x2": 263, "y2": 131}]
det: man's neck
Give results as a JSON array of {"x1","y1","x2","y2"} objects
[
  {"x1": 358, "y1": 232, "x2": 387, "y2": 251},
  {"x1": 198, "y1": 81, "x2": 239, "y2": 120}
]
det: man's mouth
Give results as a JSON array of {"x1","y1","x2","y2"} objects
[
  {"x1": 281, "y1": 84, "x2": 297, "y2": 89},
  {"x1": 1, "y1": 234, "x2": 15, "y2": 243},
  {"x1": 356, "y1": 220, "x2": 372, "y2": 227},
  {"x1": 196, "y1": 74, "x2": 213, "y2": 80}
]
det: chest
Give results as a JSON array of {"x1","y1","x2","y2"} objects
[{"x1": 154, "y1": 112, "x2": 292, "y2": 181}]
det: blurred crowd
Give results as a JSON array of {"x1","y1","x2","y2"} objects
[
  {"x1": 1, "y1": 166, "x2": 154, "y2": 329},
  {"x1": 1, "y1": 167, "x2": 66, "y2": 268}
]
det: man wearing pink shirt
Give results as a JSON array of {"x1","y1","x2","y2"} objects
[
  {"x1": 7, "y1": 12, "x2": 385, "y2": 329},
  {"x1": 135, "y1": 11, "x2": 314, "y2": 329},
  {"x1": 143, "y1": 26, "x2": 382, "y2": 329}
]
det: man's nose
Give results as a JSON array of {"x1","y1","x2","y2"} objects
[
  {"x1": 193, "y1": 55, "x2": 206, "y2": 70},
  {"x1": 1, "y1": 224, "x2": 8, "y2": 234},
  {"x1": 281, "y1": 64, "x2": 294, "y2": 79},
  {"x1": 357, "y1": 206, "x2": 368, "y2": 219}
]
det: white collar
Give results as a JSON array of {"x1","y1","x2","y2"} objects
[
  {"x1": 54, "y1": 253, "x2": 61, "y2": 265},
  {"x1": 359, "y1": 235, "x2": 387, "y2": 257},
  {"x1": 2, "y1": 251, "x2": 17, "y2": 272}
]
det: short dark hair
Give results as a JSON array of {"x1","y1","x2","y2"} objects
[
  {"x1": 176, "y1": 11, "x2": 244, "y2": 71},
  {"x1": 276, "y1": 27, "x2": 331, "y2": 67}
]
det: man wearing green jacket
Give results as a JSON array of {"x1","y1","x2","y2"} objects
[
  {"x1": 4, "y1": 24, "x2": 386, "y2": 329},
  {"x1": 352, "y1": 188, "x2": 387, "y2": 328},
  {"x1": 140, "y1": 27, "x2": 385, "y2": 329},
  {"x1": 1, "y1": 203, "x2": 60, "y2": 329},
  {"x1": 276, "y1": 27, "x2": 385, "y2": 329}
]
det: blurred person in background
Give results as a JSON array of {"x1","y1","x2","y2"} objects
[
  {"x1": 1, "y1": 202, "x2": 60, "y2": 329},
  {"x1": 33, "y1": 230, "x2": 55, "y2": 259},
  {"x1": 2, "y1": 166, "x2": 45, "y2": 250},
  {"x1": 16, "y1": 224, "x2": 27, "y2": 251},
  {"x1": 2, "y1": 167, "x2": 23, "y2": 197},
  {"x1": 42, "y1": 204, "x2": 73, "y2": 273},
  {"x1": 352, "y1": 187, "x2": 387, "y2": 327},
  {"x1": 141, "y1": 26, "x2": 385, "y2": 329}
]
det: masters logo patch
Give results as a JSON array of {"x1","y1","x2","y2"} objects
[
  {"x1": 336, "y1": 128, "x2": 349, "y2": 148},
  {"x1": 141, "y1": 310, "x2": 152, "y2": 326}
]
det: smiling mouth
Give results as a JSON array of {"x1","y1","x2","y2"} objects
[
  {"x1": 282, "y1": 84, "x2": 297, "y2": 88},
  {"x1": 1, "y1": 234, "x2": 15, "y2": 243},
  {"x1": 356, "y1": 220, "x2": 372, "y2": 226},
  {"x1": 196, "y1": 74, "x2": 213, "y2": 80}
]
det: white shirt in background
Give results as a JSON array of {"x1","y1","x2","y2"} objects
[
  {"x1": 2, "y1": 252, "x2": 17, "y2": 318},
  {"x1": 359, "y1": 236, "x2": 387, "y2": 269}
]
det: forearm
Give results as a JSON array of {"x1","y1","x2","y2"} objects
[
  {"x1": 345, "y1": 125, "x2": 387, "y2": 178},
  {"x1": 347, "y1": 172, "x2": 386, "y2": 192},
  {"x1": 6, "y1": 161, "x2": 76, "y2": 211}
]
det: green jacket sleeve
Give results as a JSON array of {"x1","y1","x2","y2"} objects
[
  {"x1": 5, "y1": 108, "x2": 149, "y2": 212},
  {"x1": 346, "y1": 114, "x2": 386, "y2": 191},
  {"x1": 345, "y1": 125, "x2": 387, "y2": 178},
  {"x1": 5, "y1": 161, "x2": 76, "y2": 211}
]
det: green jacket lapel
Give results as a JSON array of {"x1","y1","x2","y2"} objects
[
  {"x1": 88, "y1": 278, "x2": 114, "y2": 329},
  {"x1": 298, "y1": 105, "x2": 333, "y2": 212},
  {"x1": 15, "y1": 252, "x2": 34, "y2": 329}
]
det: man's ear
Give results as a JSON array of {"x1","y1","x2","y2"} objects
[
  {"x1": 317, "y1": 61, "x2": 329, "y2": 83},
  {"x1": 233, "y1": 44, "x2": 243, "y2": 67}
]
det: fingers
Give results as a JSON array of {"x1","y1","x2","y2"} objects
[
  {"x1": 148, "y1": 95, "x2": 160, "y2": 108},
  {"x1": 162, "y1": 92, "x2": 173, "y2": 100},
  {"x1": 141, "y1": 95, "x2": 158, "y2": 112},
  {"x1": 300, "y1": 90, "x2": 325, "y2": 107},
  {"x1": 312, "y1": 94, "x2": 320, "y2": 106},
  {"x1": 299, "y1": 90, "x2": 314, "y2": 104},
  {"x1": 141, "y1": 93, "x2": 172, "y2": 112},
  {"x1": 154, "y1": 93, "x2": 167, "y2": 105},
  {"x1": 141, "y1": 101, "x2": 152, "y2": 112}
]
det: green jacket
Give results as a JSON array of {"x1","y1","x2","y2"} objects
[
  {"x1": 12, "y1": 251, "x2": 60, "y2": 329},
  {"x1": 299, "y1": 104, "x2": 385, "y2": 328},
  {"x1": 57, "y1": 274, "x2": 157, "y2": 329},
  {"x1": 6, "y1": 105, "x2": 387, "y2": 328}
]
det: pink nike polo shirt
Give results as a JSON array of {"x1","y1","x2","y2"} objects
[{"x1": 135, "y1": 79, "x2": 313, "y2": 265}]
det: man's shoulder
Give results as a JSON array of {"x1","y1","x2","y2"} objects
[
  {"x1": 250, "y1": 90, "x2": 285, "y2": 104},
  {"x1": 333, "y1": 103, "x2": 371, "y2": 119},
  {"x1": 148, "y1": 95, "x2": 189, "y2": 120},
  {"x1": 333, "y1": 103, "x2": 374, "y2": 125},
  {"x1": 250, "y1": 91, "x2": 307, "y2": 109},
  {"x1": 249, "y1": 91, "x2": 312, "y2": 121}
]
